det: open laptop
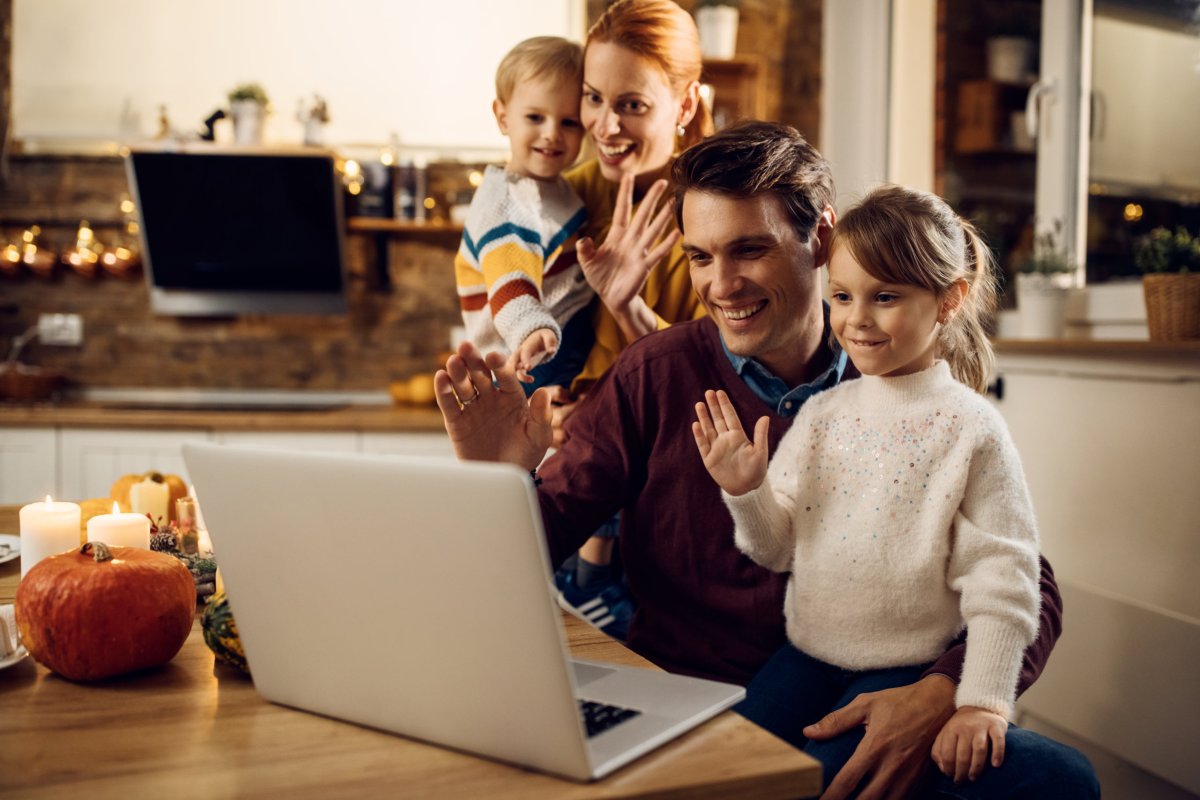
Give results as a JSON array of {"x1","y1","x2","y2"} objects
[{"x1": 183, "y1": 443, "x2": 745, "y2": 781}]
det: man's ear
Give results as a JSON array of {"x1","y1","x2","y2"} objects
[
  {"x1": 677, "y1": 80, "x2": 701, "y2": 129},
  {"x1": 940, "y1": 278, "x2": 970, "y2": 323},
  {"x1": 492, "y1": 99, "x2": 508, "y2": 135},
  {"x1": 812, "y1": 205, "x2": 837, "y2": 269}
]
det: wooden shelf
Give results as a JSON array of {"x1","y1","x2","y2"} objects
[
  {"x1": 701, "y1": 56, "x2": 766, "y2": 129},
  {"x1": 346, "y1": 217, "x2": 462, "y2": 236}
]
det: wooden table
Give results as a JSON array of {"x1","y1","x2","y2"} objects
[{"x1": 0, "y1": 508, "x2": 820, "y2": 799}]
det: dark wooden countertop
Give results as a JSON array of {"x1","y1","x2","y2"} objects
[
  {"x1": 0, "y1": 401, "x2": 446, "y2": 433},
  {"x1": 993, "y1": 339, "x2": 1200, "y2": 359}
]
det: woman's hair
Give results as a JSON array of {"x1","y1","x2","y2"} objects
[
  {"x1": 672, "y1": 121, "x2": 835, "y2": 244},
  {"x1": 830, "y1": 185, "x2": 998, "y2": 394},
  {"x1": 586, "y1": 0, "x2": 714, "y2": 149},
  {"x1": 494, "y1": 36, "x2": 584, "y2": 105}
]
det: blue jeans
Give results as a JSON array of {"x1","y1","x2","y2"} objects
[{"x1": 735, "y1": 643, "x2": 1099, "y2": 798}]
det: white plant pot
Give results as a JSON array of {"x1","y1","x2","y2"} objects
[
  {"x1": 231, "y1": 100, "x2": 266, "y2": 145},
  {"x1": 986, "y1": 37, "x2": 1035, "y2": 83},
  {"x1": 697, "y1": 5, "x2": 739, "y2": 60},
  {"x1": 1016, "y1": 273, "x2": 1071, "y2": 339}
]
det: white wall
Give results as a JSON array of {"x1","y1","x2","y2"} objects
[
  {"x1": 12, "y1": 0, "x2": 584, "y2": 153},
  {"x1": 820, "y1": 0, "x2": 891, "y2": 211},
  {"x1": 887, "y1": 0, "x2": 935, "y2": 192}
]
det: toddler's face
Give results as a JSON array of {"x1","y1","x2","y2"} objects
[{"x1": 494, "y1": 76, "x2": 583, "y2": 181}]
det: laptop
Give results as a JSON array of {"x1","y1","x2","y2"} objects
[{"x1": 182, "y1": 443, "x2": 745, "y2": 781}]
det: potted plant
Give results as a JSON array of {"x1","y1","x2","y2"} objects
[
  {"x1": 695, "y1": 0, "x2": 739, "y2": 60},
  {"x1": 228, "y1": 82, "x2": 270, "y2": 145},
  {"x1": 1135, "y1": 226, "x2": 1200, "y2": 341},
  {"x1": 1015, "y1": 219, "x2": 1075, "y2": 339}
]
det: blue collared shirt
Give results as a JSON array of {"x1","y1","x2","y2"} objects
[{"x1": 720, "y1": 309, "x2": 848, "y2": 418}]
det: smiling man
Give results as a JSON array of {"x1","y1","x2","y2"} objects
[{"x1": 436, "y1": 121, "x2": 1096, "y2": 799}]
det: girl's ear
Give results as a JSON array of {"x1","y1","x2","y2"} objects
[
  {"x1": 677, "y1": 80, "x2": 701, "y2": 128},
  {"x1": 493, "y1": 99, "x2": 509, "y2": 135},
  {"x1": 939, "y1": 278, "x2": 970, "y2": 323}
]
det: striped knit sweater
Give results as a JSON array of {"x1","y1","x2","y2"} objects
[
  {"x1": 724, "y1": 361, "x2": 1041, "y2": 716},
  {"x1": 454, "y1": 165, "x2": 591, "y2": 356}
]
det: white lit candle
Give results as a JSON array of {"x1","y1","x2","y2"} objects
[
  {"x1": 87, "y1": 501, "x2": 151, "y2": 550},
  {"x1": 189, "y1": 484, "x2": 213, "y2": 556},
  {"x1": 19, "y1": 496, "x2": 82, "y2": 578},
  {"x1": 129, "y1": 477, "x2": 169, "y2": 526}
]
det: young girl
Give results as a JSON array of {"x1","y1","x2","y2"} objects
[{"x1": 692, "y1": 184, "x2": 1041, "y2": 785}]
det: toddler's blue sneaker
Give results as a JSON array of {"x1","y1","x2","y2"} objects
[{"x1": 555, "y1": 570, "x2": 634, "y2": 642}]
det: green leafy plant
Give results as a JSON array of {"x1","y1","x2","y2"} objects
[
  {"x1": 1135, "y1": 226, "x2": 1200, "y2": 275},
  {"x1": 1018, "y1": 219, "x2": 1075, "y2": 276},
  {"x1": 228, "y1": 82, "x2": 269, "y2": 106}
]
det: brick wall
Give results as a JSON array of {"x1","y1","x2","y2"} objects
[{"x1": 1, "y1": 156, "x2": 461, "y2": 392}]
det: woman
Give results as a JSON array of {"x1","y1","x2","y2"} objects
[
  {"x1": 553, "y1": 0, "x2": 715, "y2": 638},
  {"x1": 566, "y1": 0, "x2": 714, "y2": 393}
]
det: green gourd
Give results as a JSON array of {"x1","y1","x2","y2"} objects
[{"x1": 201, "y1": 591, "x2": 249, "y2": 674}]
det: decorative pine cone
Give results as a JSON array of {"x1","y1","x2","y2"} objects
[{"x1": 150, "y1": 531, "x2": 178, "y2": 552}]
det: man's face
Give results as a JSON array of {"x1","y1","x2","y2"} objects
[{"x1": 682, "y1": 191, "x2": 831, "y2": 384}]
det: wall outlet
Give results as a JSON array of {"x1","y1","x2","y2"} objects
[{"x1": 37, "y1": 313, "x2": 84, "y2": 346}]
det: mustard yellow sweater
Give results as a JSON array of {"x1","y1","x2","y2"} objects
[{"x1": 564, "y1": 160, "x2": 706, "y2": 392}]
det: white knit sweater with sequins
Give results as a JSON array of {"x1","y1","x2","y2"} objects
[{"x1": 724, "y1": 360, "x2": 1041, "y2": 715}]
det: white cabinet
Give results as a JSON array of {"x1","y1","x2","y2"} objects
[
  {"x1": 360, "y1": 432, "x2": 455, "y2": 459},
  {"x1": 0, "y1": 427, "x2": 58, "y2": 504},
  {"x1": 58, "y1": 428, "x2": 212, "y2": 501},
  {"x1": 996, "y1": 352, "x2": 1200, "y2": 793},
  {"x1": 213, "y1": 431, "x2": 359, "y2": 453}
]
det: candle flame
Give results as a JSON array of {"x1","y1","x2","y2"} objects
[
  {"x1": 112, "y1": 501, "x2": 120, "y2": 514},
  {"x1": 45, "y1": 495, "x2": 53, "y2": 508}
]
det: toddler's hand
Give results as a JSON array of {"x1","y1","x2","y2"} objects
[
  {"x1": 691, "y1": 389, "x2": 769, "y2": 496},
  {"x1": 508, "y1": 329, "x2": 559, "y2": 383},
  {"x1": 932, "y1": 706, "x2": 1009, "y2": 784}
]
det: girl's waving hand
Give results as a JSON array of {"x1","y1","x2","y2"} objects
[{"x1": 692, "y1": 389, "x2": 770, "y2": 497}]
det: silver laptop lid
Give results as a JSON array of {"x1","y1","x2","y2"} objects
[{"x1": 183, "y1": 443, "x2": 593, "y2": 779}]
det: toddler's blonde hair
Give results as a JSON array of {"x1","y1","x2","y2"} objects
[{"x1": 495, "y1": 36, "x2": 584, "y2": 105}]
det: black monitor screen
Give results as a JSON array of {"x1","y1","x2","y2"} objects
[{"x1": 127, "y1": 149, "x2": 347, "y2": 315}]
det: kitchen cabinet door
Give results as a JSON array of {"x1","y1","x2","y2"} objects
[
  {"x1": 212, "y1": 431, "x2": 358, "y2": 453},
  {"x1": 360, "y1": 432, "x2": 455, "y2": 459},
  {"x1": 994, "y1": 352, "x2": 1200, "y2": 793},
  {"x1": 0, "y1": 427, "x2": 57, "y2": 504},
  {"x1": 59, "y1": 428, "x2": 211, "y2": 501}
]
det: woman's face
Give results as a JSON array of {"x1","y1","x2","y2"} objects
[{"x1": 581, "y1": 41, "x2": 694, "y2": 190}]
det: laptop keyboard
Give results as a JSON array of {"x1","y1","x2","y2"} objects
[{"x1": 579, "y1": 699, "x2": 642, "y2": 738}]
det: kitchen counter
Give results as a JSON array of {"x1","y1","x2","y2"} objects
[{"x1": 0, "y1": 400, "x2": 446, "y2": 433}]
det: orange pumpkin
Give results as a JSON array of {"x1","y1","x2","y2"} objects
[{"x1": 15, "y1": 542, "x2": 196, "y2": 681}]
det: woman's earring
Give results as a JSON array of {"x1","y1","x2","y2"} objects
[{"x1": 676, "y1": 123, "x2": 686, "y2": 138}]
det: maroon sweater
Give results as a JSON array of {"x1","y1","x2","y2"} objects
[{"x1": 537, "y1": 317, "x2": 1062, "y2": 686}]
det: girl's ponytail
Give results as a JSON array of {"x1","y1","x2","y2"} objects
[{"x1": 940, "y1": 218, "x2": 998, "y2": 394}]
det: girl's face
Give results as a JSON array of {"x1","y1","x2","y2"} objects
[
  {"x1": 827, "y1": 244, "x2": 950, "y2": 379},
  {"x1": 581, "y1": 42, "x2": 696, "y2": 191}
]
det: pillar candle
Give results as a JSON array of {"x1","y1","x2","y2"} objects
[
  {"x1": 129, "y1": 478, "x2": 169, "y2": 526},
  {"x1": 19, "y1": 497, "x2": 82, "y2": 578},
  {"x1": 87, "y1": 502, "x2": 151, "y2": 550}
]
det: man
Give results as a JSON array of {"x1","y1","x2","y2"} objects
[{"x1": 434, "y1": 121, "x2": 1097, "y2": 798}]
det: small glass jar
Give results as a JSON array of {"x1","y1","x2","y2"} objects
[{"x1": 175, "y1": 496, "x2": 199, "y2": 555}]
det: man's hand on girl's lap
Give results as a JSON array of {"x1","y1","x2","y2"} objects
[{"x1": 805, "y1": 674, "x2": 956, "y2": 800}]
